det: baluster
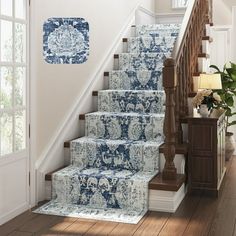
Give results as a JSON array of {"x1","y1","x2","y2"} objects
[{"x1": 175, "y1": 66, "x2": 182, "y2": 144}]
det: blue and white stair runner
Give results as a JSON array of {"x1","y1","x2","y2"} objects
[{"x1": 34, "y1": 23, "x2": 180, "y2": 224}]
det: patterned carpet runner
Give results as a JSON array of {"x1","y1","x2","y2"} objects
[{"x1": 34, "y1": 23, "x2": 180, "y2": 224}]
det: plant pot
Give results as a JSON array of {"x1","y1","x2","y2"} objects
[
  {"x1": 225, "y1": 132, "x2": 235, "y2": 161},
  {"x1": 199, "y1": 104, "x2": 210, "y2": 117}
]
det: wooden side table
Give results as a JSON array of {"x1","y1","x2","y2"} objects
[{"x1": 188, "y1": 109, "x2": 226, "y2": 196}]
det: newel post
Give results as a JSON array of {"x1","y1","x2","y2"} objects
[{"x1": 162, "y1": 58, "x2": 177, "y2": 180}]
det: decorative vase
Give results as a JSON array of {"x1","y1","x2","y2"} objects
[
  {"x1": 225, "y1": 132, "x2": 235, "y2": 161},
  {"x1": 199, "y1": 104, "x2": 210, "y2": 117}
]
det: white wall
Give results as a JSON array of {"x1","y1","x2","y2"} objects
[
  {"x1": 232, "y1": 7, "x2": 236, "y2": 62},
  {"x1": 155, "y1": 0, "x2": 185, "y2": 14},
  {"x1": 213, "y1": 0, "x2": 236, "y2": 25},
  {"x1": 30, "y1": 0, "x2": 155, "y2": 163},
  {"x1": 212, "y1": 1, "x2": 236, "y2": 139}
]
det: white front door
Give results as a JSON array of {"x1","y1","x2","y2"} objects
[{"x1": 0, "y1": 0, "x2": 29, "y2": 225}]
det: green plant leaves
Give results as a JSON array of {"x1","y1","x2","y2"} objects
[
  {"x1": 210, "y1": 62, "x2": 236, "y2": 129},
  {"x1": 228, "y1": 121, "x2": 236, "y2": 127},
  {"x1": 210, "y1": 65, "x2": 221, "y2": 72}
]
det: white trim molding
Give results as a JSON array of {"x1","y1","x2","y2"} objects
[{"x1": 210, "y1": 25, "x2": 232, "y2": 71}]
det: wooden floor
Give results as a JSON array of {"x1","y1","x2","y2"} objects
[{"x1": 1, "y1": 156, "x2": 236, "y2": 236}]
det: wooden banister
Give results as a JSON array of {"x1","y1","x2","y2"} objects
[{"x1": 162, "y1": 0, "x2": 212, "y2": 181}]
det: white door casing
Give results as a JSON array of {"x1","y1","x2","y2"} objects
[{"x1": 0, "y1": 0, "x2": 30, "y2": 225}]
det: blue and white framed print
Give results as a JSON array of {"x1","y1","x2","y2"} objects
[{"x1": 43, "y1": 18, "x2": 89, "y2": 64}]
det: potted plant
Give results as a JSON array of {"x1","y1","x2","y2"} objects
[{"x1": 210, "y1": 62, "x2": 236, "y2": 160}]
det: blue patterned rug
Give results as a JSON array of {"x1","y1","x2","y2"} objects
[{"x1": 34, "y1": 23, "x2": 180, "y2": 224}]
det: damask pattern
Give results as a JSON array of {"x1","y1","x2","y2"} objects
[
  {"x1": 70, "y1": 137, "x2": 161, "y2": 172},
  {"x1": 118, "y1": 53, "x2": 170, "y2": 71},
  {"x1": 128, "y1": 36, "x2": 176, "y2": 53},
  {"x1": 51, "y1": 166, "x2": 152, "y2": 210},
  {"x1": 34, "y1": 23, "x2": 179, "y2": 224},
  {"x1": 34, "y1": 199, "x2": 147, "y2": 224},
  {"x1": 43, "y1": 18, "x2": 89, "y2": 64},
  {"x1": 109, "y1": 70, "x2": 163, "y2": 90},
  {"x1": 98, "y1": 90, "x2": 165, "y2": 114},
  {"x1": 135, "y1": 23, "x2": 181, "y2": 37},
  {"x1": 85, "y1": 112, "x2": 165, "y2": 142}
]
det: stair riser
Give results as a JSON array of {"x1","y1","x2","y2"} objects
[
  {"x1": 135, "y1": 24, "x2": 180, "y2": 37},
  {"x1": 127, "y1": 37, "x2": 176, "y2": 53},
  {"x1": 71, "y1": 138, "x2": 160, "y2": 172},
  {"x1": 98, "y1": 91, "x2": 165, "y2": 114},
  {"x1": 198, "y1": 57, "x2": 210, "y2": 73},
  {"x1": 202, "y1": 40, "x2": 210, "y2": 54},
  {"x1": 118, "y1": 53, "x2": 169, "y2": 71},
  {"x1": 109, "y1": 70, "x2": 163, "y2": 90},
  {"x1": 85, "y1": 113, "x2": 164, "y2": 142},
  {"x1": 52, "y1": 168, "x2": 149, "y2": 211}
]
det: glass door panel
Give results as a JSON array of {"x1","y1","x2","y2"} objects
[
  {"x1": 0, "y1": 0, "x2": 13, "y2": 17},
  {"x1": 0, "y1": 0, "x2": 28, "y2": 156},
  {"x1": 15, "y1": 0, "x2": 26, "y2": 19},
  {"x1": 1, "y1": 20, "x2": 13, "y2": 62}
]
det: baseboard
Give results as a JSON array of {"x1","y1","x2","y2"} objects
[
  {"x1": 148, "y1": 184, "x2": 186, "y2": 212},
  {"x1": 0, "y1": 203, "x2": 29, "y2": 226}
]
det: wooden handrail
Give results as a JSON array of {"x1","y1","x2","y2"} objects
[
  {"x1": 162, "y1": 0, "x2": 212, "y2": 180},
  {"x1": 172, "y1": 0, "x2": 196, "y2": 63}
]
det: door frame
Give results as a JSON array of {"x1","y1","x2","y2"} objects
[
  {"x1": 28, "y1": 0, "x2": 37, "y2": 207},
  {"x1": 0, "y1": 0, "x2": 32, "y2": 225}
]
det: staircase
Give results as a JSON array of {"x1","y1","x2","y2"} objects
[{"x1": 35, "y1": 23, "x2": 180, "y2": 224}]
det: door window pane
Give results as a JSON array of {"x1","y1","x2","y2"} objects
[
  {"x1": 1, "y1": 0, "x2": 13, "y2": 17},
  {"x1": 1, "y1": 112, "x2": 13, "y2": 155},
  {"x1": 0, "y1": 0, "x2": 27, "y2": 157},
  {"x1": 15, "y1": 23, "x2": 26, "y2": 63},
  {"x1": 0, "y1": 67, "x2": 13, "y2": 109},
  {"x1": 1, "y1": 20, "x2": 13, "y2": 62},
  {"x1": 15, "y1": 0, "x2": 26, "y2": 19},
  {"x1": 15, "y1": 67, "x2": 26, "y2": 106},
  {"x1": 15, "y1": 110, "x2": 26, "y2": 151}
]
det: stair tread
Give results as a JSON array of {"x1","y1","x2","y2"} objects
[
  {"x1": 45, "y1": 166, "x2": 67, "y2": 181},
  {"x1": 98, "y1": 89, "x2": 164, "y2": 93},
  {"x1": 86, "y1": 111, "x2": 165, "y2": 117},
  {"x1": 149, "y1": 174, "x2": 186, "y2": 191},
  {"x1": 128, "y1": 35, "x2": 178, "y2": 39},
  {"x1": 72, "y1": 136, "x2": 163, "y2": 145},
  {"x1": 119, "y1": 52, "x2": 169, "y2": 56},
  {"x1": 108, "y1": 70, "x2": 163, "y2": 90},
  {"x1": 64, "y1": 137, "x2": 163, "y2": 150},
  {"x1": 53, "y1": 165, "x2": 157, "y2": 181},
  {"x1": 198, "y1": 53, "x2": 210, "y2": 58}
]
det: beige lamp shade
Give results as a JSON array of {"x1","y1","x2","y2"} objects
[{"x1": 198, "y1": 73, "x2": 222, "y2": 89}]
